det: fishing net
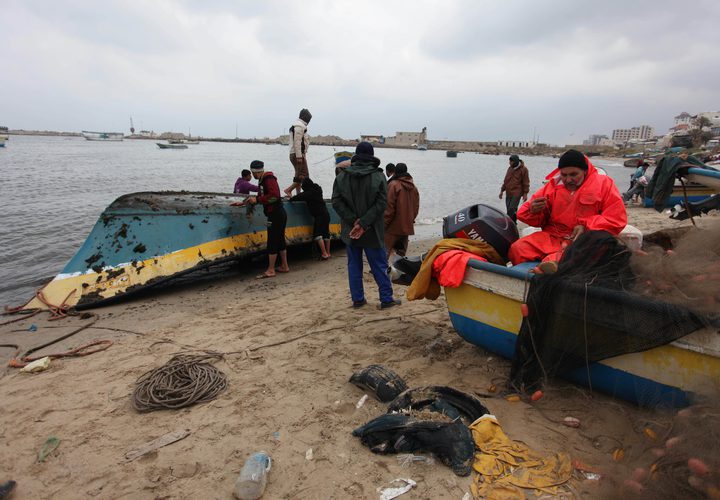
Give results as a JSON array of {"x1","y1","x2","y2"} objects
[{"x1": 509, "y1": 224, "x2": 719, "y2": 404}]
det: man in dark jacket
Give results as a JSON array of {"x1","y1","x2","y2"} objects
[
  {"x1": 290, "y1": 177, "x2": 331, "y2": 259},
  {"x1": 384, "y1": 163, "x2": 420, "y2": 260},
  {"x1": 332, "y1": 142, "x2": 400, "y2": 309},
  {"x1": 499, "y1": 154, "x2": 530, "y2": 223}
]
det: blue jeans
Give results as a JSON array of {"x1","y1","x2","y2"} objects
[{"x1": 346, "y1": 246, "x2": 394, "y2": 303}]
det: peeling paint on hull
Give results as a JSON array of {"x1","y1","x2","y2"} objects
[{"x1": 25, "y1": 192, "x2": 341, "y2": 310}]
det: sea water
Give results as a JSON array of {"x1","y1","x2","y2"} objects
[{"x1": 0, "y1": 135, "x2": 629, "y2": 306}]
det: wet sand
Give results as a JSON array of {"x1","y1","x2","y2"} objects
[{"x1": 0, "y1": 206, "x2": 711, "y2": 499}]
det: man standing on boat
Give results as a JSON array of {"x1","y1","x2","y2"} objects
[
  {"x1": 508, "y1": 150, "x2": 626, "y2": 270},
  {"x1": 231, "y1": 160, "x2": 290, "y2": 279},
  {"x1": 332, "y1": 142, "x2": 401, "y2": 309},
  {"x1": 284, "y1": 108, "x2": 312, "y2": 198},
  {"x1": 499, "y1": 154, "x2": 530, "y2": 223},
  {"x1": 384, "y1": 163, "x2": 420, "y2": 262}
]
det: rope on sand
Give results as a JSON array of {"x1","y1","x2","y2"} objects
[{"x1": 131, "y1": 353, "x2": 228, "y2": 412}]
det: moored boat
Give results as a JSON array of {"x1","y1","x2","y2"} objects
[
  {"x1": 417, "y1": 144, "x2": 428, "y2": 151},
  {"x1": 683, "y1": 167, "x2": 720, "y2": 191},
  {"x1": 23, "y1": 192, "x2": 341, "y2": 310},
  {"x1": 157, "y1": 142, "x2": 188, "y2": 149},
  {"x1": 443, "y1": 258, "x2": 719, "y2": 408},
  {"x1": 82, "y1": 131, "x2": 124, "y2": 141},
  {"x1": 446, "y1": 150, "x2": 458, "y2": 158},
  {"x1": 0, "y1": 137, "x2": 6, "y2": 148}
]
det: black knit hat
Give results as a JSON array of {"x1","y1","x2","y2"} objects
[
  {"x1": 355, "y1": 141, "x2": 374, "y2": 156},
  {"x1": 299, "y1": 108, "x2": 312, "y2": 123},
  {"x1": 558, "y1": 149, "x2": 587, "y2": 170},
  {"x1": 250, "y1": 160, "x2": 264, "y2": 172},
  {"x1": 509, "y1": 154, "x2": 520, "y2": 163}
]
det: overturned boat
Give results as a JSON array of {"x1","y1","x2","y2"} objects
[{"x1": 25, "y1": 192, "x2": 340, "y2": 310}]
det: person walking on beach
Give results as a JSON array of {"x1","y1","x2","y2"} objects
[
  {"x1": 231, "y1": 160, "x2": 289, "y2": 279},
  {"x1": 508, "y1": 149, "x2": 626, "y2": 271},
  {"x1": 290, "y1": 177, "x2": 331, "y2": 260},
  {"x1": 332, "y1": 142, "x2": 401, "y2": 309},
  {"x1": 499, "y1": 154, "x2": 530, "y2": 223},
  {"x1": 384, "y1": 163, "x2": 420, "y2": 262},
  {"x1": 233, "y1": 169, "x2": 259, "y2": 195},
  {"x1": 284, "y1": 108, "x2": 312, "y2": 198}
]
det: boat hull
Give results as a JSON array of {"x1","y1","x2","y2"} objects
[
  {"x1": 82, "y1": 131, "x2": 124, "y2": 141},
  {"x1": 684, "y1": 167, "x2": 720, "y2": 191},
  {"x1": 25, "y1": 192, "x2": 341, "y2": 310},
  {"x1": 157, "y1": 143, "x2": 188, "y2": 149},
  {"x1": 444, "y1": 259, "x2": 720, "y2": 407},
  {"x1": 643, "y1": 183, "x2": 718, "y2": 208}
]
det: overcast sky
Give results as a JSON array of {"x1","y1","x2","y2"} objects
[{"x1": 2, "y1": 0, "x2": 718, "y2": 145}]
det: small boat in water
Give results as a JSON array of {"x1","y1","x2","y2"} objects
[
  {"x1": 24, "y1": 192, "x2": 341, "y2": 310},
  {"x1": 82, "y1": 131, "x2": 124, "y2": 141},
  {"x1": 157, "y1": 142, "x2": 188, "y2": 149},
  {"x1": 446, "y1": 150, "x2": 458, "y2": 158},
  {"x1": 417, "y1": 144, "x2": 428, "y2": 151},
  {"x1": 0, "y1": 137, "x2": 6, "y2": 148}
]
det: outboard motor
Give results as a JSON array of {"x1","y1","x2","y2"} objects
[
  {"x1": 390, "y1": 204, "x2": 519, "y2": 286},
  {"x1": 442, "y1": 204, "x2": 518, "y2": 262}
]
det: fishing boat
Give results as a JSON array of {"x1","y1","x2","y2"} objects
[
  {"x1": 0, "y1": 137, "x2": 6, "y2": 148},
  {"x1": 644, "y1": 167, "x2": 720, "y2": 208},
  {"x1": 446, "y1": 150, "x2": 458, "y2": 158},
  {"x1": 23, "y1": 192, "x2": 341, "y2": 310},
  {"x1": 417, "y1": 144, "x2": 428, "y2": 151},
  {"x1": 683, "y1": 167, "x2": 720, "y2": 191},
  {"x1": 392, "y1": 205, "x2": 720, "y2": 408},
  {"x1": 443, "y1": 258, "x2": 719, "y2": 408},
  {"x1": 157, "y1": 142, "x2": 188, "y2": 149},
  {"x1": 82, "y1": 131, "x2": 124, "y2": 141}
]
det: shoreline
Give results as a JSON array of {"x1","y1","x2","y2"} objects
[{"x1": 0, "y1": 206, "x2": 712, "y2": 498}]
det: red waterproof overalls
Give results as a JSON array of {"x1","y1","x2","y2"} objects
[{"x1": 508, "y1": 161, "x2": 627, "y2": 264}]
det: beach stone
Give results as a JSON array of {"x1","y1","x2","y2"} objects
[{"x1": 171, "y1": 462, "x2": 200, "y2": 479}]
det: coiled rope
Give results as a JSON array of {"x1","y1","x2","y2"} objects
[{"x1": 131, "y1": 353, "x2": 228, "y2": 412}]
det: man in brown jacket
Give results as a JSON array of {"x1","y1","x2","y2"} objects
[
  {"x1": 499, "y1": 154, "x2": 530, "y2": 223},
  {"x1": 384, "y1": 163, "x2": 420, "y2": 260}
]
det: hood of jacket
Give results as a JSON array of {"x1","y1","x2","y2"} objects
[
  {"x1": 544, "y1": 158, "x2": 599, "y2": 190},
  {"x1": 346, "y1": 154, "x2": 381, "y2": 174},
  {"x1": 392, "y1": 174, "x2": 416, "y2": 190}
]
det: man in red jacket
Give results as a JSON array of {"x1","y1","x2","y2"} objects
[
  {"x1": 508, "y1": 149, "x2": 627, "y2": 268},
  {"x1": 231, "y1": 160, "x2": 289, "y2": 278}
]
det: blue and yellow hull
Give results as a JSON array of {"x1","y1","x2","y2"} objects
[
  {"x1": 445, "y1": 260, "x2": 720, "y2": 407},
  {"x1": 26, "y1": 192, "x2": 340, "y2": 310}
]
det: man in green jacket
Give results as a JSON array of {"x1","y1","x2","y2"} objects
[{"x1": 332, "y1": 142, "x2": 400, "y2": 309}]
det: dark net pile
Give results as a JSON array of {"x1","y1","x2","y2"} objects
[{"x1": 509, "y1": 226, "x2": 719, "y2": 400}]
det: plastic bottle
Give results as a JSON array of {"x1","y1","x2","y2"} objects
[{"x1": 233, "y1": 451, "x2": 271, "y2": 500}]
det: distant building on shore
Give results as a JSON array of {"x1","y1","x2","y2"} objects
[
  {"x1": 360, "y1": 134, "x2": 385, "y2": 144},
  {"x1": 611, "y1": 125, "x2": 654, "y2": 143},
  {"x1": 497, "y1": 140, "x2": 536, "y2": 148},
  {"x1": 383, "y1": 127, "x2": 427, "y2": 147},
  {"x1": 583, "y1": 134, "x2": 614, "y2": 146}
]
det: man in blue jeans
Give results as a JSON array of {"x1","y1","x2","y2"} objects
[{"x1": 332, "y1": 142, "x2": 401, "y2": 309}]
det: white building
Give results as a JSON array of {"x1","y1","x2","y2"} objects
[
  {"x1": 612, "y1": 125, "x2": 655, "y2": 143},
  {"x1": 674, "y1": 112, "x2": 693, "y2": 127},
  {"x1": 497, "y1": 140, "x2": 536, "y2": 148}
]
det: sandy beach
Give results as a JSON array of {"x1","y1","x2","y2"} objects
[{"x1": 0, "y1": 206, "x2": 713, "y2": 499}]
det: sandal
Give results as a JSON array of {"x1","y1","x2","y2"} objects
[{"x1": 256, "y1": 272, "x2": 276, "y2": 279}]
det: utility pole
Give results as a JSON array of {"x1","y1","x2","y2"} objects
[{"x1": 235, "y1": 123, "x2": 238, "y2": 139}]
